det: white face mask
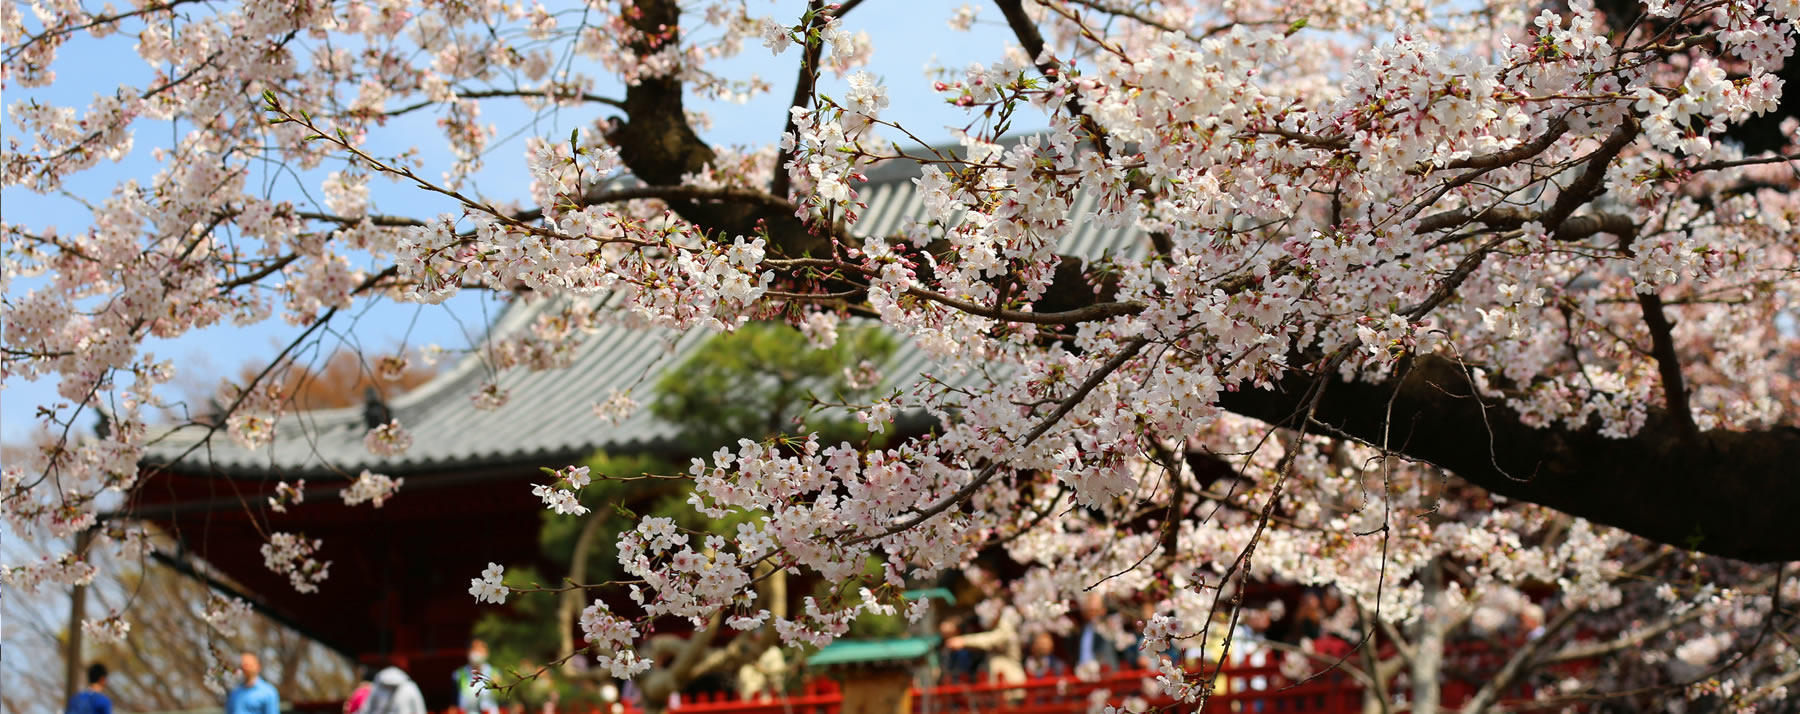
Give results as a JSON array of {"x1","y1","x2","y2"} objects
[{"x1": 469, "y1": 652, "x2": 487, "y2": 665}]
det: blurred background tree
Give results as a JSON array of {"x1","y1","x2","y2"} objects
[
  {"x1": 0, "y1": 525, "x2": 354, "y2": 713},
  {"x1": 169, "y1": 347, "x2": 440, "y2": 425},
  {"x1": 650, "y1": 320, "x2": 899, "y2": 449}
]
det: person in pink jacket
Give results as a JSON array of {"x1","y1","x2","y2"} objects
[{"x1": 343, "y1": 666, "x2": 374, "y2": 714}]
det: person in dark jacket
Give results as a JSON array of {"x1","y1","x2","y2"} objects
[{"x1": 1070, "y1": 592, "x2": 1123, "y2": 670}]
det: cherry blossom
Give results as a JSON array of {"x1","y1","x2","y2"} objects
[
  {"x1": 341, "y1": 471, "x2": 403, "y2": 508},
  {"x1": 260, "y1": 533, "x2": 330, "y2": 594},
  {"x1": 4, "y1": 0, "x2": 1798, "y2": 705},
  {"x1": 469, "y1": 562, "x2": 508, "y2": 605},
  {"x1": 363, "y1": 419, "x2": 414, "y2": 457}
]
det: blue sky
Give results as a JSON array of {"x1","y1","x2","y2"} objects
[{"x1": 1, "y1": 2, "x2": 1052, "y2": 444}]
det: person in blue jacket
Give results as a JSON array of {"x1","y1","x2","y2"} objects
[
  {"x1": 226, "y1": 652, "x2": 280, "y2": 714},
  {"x1": 66, "y1": 662, "x2": 112, "y2": 714}
]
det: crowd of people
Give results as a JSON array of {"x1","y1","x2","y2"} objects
[
  {"x1": 929, "y1": 586, "x2": 1376, "y2": 688},
  {"x1": 63, "y1": 639, "x2": 513, "y2": 714},
  {"x1": 65, "y1": 591, "x2": 1559, "y2": 713},
  {"x1": 340, "y1": 639, "x2": 510, "y2": 714},
  {"x1": 930, "y1": 581, "x2": 1561, "y2": 702}
]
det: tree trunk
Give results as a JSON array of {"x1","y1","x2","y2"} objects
[
  {"x1": 559, "y1": 510, "x2": 608, "y2": 675},
  {"x1": 1354, "y1": 604, "x2": 1391, "y2": 714},
  {"x1": 634, "y1": 567, "x2": 788, "y2": 714},
  {"x1": 64, "y1": 529, "x2": 92, "y2": 703},
  {"x1": 1410, "y1": 558, "x2": 1446, "y2": 714},
  {"x1": 276, "y1": 629, "x2": 306, "y2": 692}
]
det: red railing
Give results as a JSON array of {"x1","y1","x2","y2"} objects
[
  {"x1": 429, "y1": 639, "x2": 1588, "y2": 714},
  {"x1": 440, "y1": 662, "x2": 1361, "y2": 714}
]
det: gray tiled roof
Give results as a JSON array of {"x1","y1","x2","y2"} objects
[{"x1": 142, "y1": 160, "x2": 1148, "y2": 479}]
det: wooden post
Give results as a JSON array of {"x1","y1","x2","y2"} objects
[
  {"x1": 839, "y1": 669, "x2": 912, "y2": 714},
  {"x1": 64, "y1": 528, "x2": 93, "y2": 703}
]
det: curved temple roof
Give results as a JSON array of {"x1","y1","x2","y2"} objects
[{"x1": 142, "y1": 156, "x2": 1148, "y2": 480}]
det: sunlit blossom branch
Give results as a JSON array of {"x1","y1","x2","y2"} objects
[
  {"x1": 770, "y1": 0, "x2": 832, "y2": 200},
  {"x1": 903, "y1": 286, "x2": 1146, "y2": 325},
  {"x1": 995, "y1": 0, "x2": 1117, "y2": 154},
  {"x1": 846, "y1": 336, "x2": 1151, "y2": 546},
  {"x1": 0, "y1": 0, "x2": 208, "y2": 63},
  {"x1": 379, "y1": 88, "x2": 627, "y2": 118}
]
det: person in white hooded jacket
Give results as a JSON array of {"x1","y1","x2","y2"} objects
[{"x1": 358, "y1": 665, "x2": 426, "y2": 714}]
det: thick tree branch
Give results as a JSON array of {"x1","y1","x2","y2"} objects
[
  {"x1": 1437, "y1": 118, "x2": 1574, "y2": 172},
  {"x1": 1543, "y1": 120, "x2": 1640, "y2": 228},
  {"x1": 605, "y1": 0, "x2": 827, "y2": 259},
  {"x1": 1216, "y1": 354, "x2": 1800, "y2": 563}
]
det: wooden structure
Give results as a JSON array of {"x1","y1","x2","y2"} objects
[{"x1": 805, "y1": 637, "x2": 939, "y2": 714}]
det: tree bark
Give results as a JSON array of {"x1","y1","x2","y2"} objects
[
  {"x1": 1409, "y1": 558, "x2": 1446, "y2": 714},
  {"x1": 1217, "y1": 354, "x2": 1800, "y2": 563},
  {"x1": 558, "y1": 510, "x2": 608, "y2": 675},
  {"x1": 634, "y1": 566, "x2": 788, "y2": 714},
  {"x1": 64, "y1": 529, "x2": 92, "y2": 704}
]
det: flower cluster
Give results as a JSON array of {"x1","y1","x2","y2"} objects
[
  {"x1": 261, "y1": 533, "x2": 330, "y2": 594},
  {"x1": 342, "y1": 471, "x2": 403, "y2": 508},
  {"x1": 269, "y1": 480, "x2": 305, "y2": 513},
  {"x1": 82, "y1": 613, "x2": 132, "y2": 645},
  {"x1": 593, "y1": 389, "x2": 638, "y2": 425},
  {"x1": 469, "y1": 562, "x2": 508, "y2": 605},
  {"x1": 470, "y1": 382, "x2": 510, "y2": 411},
  {"x1": 580, "y1": 599, "x2": 651, "y2": 678},
  {"x1": 202, "y1": 594, "x2": 253, "y2": 635},
  {"x1": 532, "y1": 465, "x2": 592, "y2": 516},
  {"x1": 364, "y1": 419, "x2": 414, "y2": 457}
]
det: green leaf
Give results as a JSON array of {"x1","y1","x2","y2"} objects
[{"x1": 613, "y1": 502, "x2": 638, "y2": 521}]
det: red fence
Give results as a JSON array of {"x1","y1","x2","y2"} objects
[
  {"x1": 417, "y1": 640, "x2": 1581, "y2": 714},
  {"x1": 432, "y1": 662, "x2": 1362, "y2": 714}
]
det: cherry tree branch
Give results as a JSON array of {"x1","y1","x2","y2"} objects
[
  {"x1": 903, "y1": 286, "x2": 1145, "y2": 325},
  {"x1": 1, "y1": 0, "x2": 208, "y2": 63},
  {"x1": 769, "y1": 0, "x2": 830, "y2": 200},
  {"x1": 846, "y1": 336, "x2": 1150, "y2": 546},
  {"x1": 994, "y1": 0, "x2": 1113, "y2": 153},
  {"x1": 380, "y1": 88, "x2": 625, "y2": 118},
  {"x1": 1216, "y1": 353, "x2": 1800, "y2": 563},
  {"x1": 1636, "y1": 292, "x2": 1697, "y2": 438}
]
